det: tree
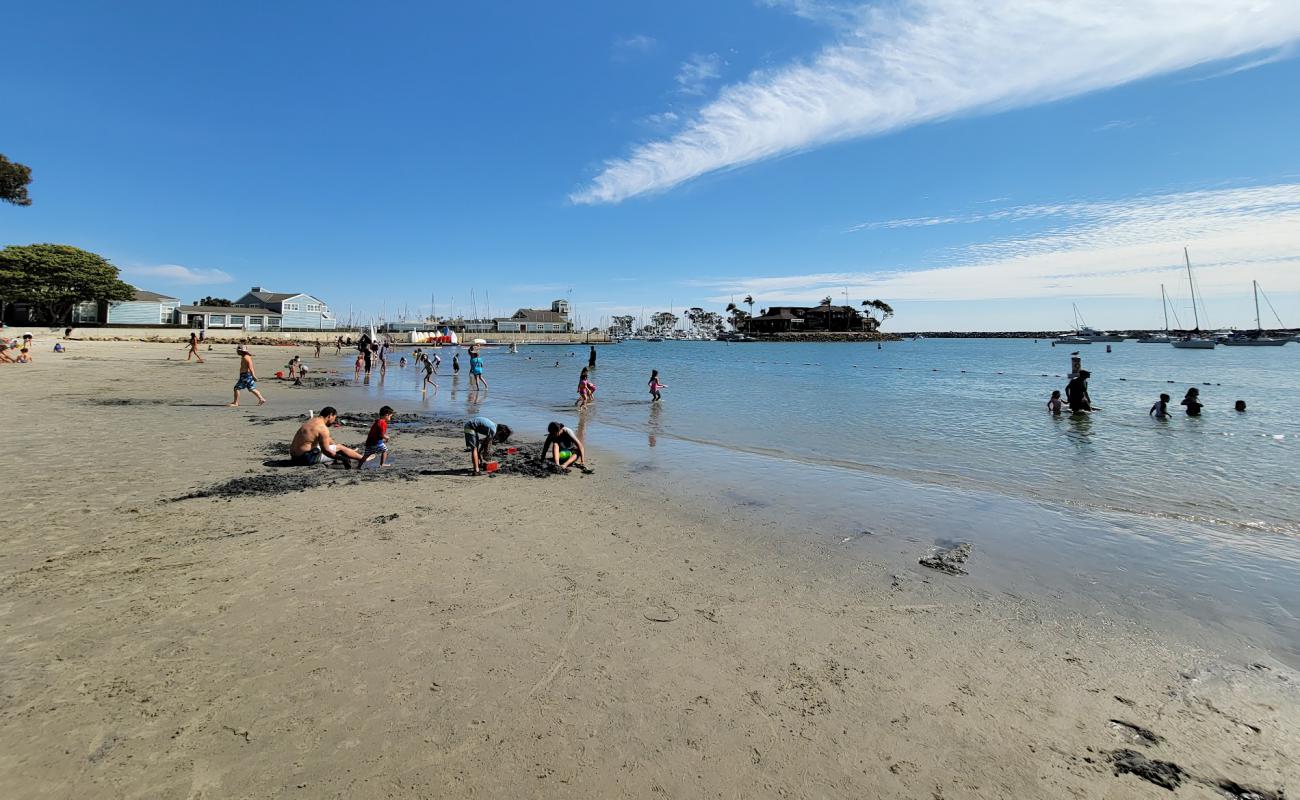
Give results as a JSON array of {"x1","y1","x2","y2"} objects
[
  {"x1": 650, "y1": 311, "x2": 678, "y2": 334},
  {"x1": 0, "y1": 244, "x2": 135, "y2": 323},
  {"x1": 0, "y1": 154, "x2": 33, "y2": 206},
  {"x1": 194, "y1": 296, "x2": 233, "y2": 306},
  {"x1": 860, "y1": 299, "x2": 895, "y2": 331},
  {"x1": 609, "y1": 314, "x2": 635, "y2": 336},
  {"x1": 820, "y1": 296, "x2": 834, "y2": 307},
  {"x1": 743, "y1": 294, "x2": 755, "y2": 321}
]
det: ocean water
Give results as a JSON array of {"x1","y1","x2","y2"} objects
[{"x1": 333, "y1": 339, "x2": 1300, "y2": 658}]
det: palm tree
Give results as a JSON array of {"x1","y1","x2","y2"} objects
[
  {"x1": 726, "y1": 302, "x2": 738, "y2": 331},
  {"x1": 743, "y1": 294, "x2": 755, "y2": 325}
]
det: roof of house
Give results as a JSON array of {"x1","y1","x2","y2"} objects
[
  {"x1": 751, "y1": 308, "x2": 805, "y2": 322},
  {"x1": 179, "y1": 305, "x2": 282, "y2": 315},
  {"x1": 507, "y1": 309, "x2": 568, "y2": 323},
  {"x1": 801, "y1": 304, "x2": 861, "y2": 315},
  {"x1": 244, "y1": 290, "x2": 299, "y2": 303},
  {"x1": 130, "y1": 288, "x2": 179, "y2": 302}
]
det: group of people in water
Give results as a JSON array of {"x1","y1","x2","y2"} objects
[{"x1": 1047, "y1": 367, "x2": 1247, "y2": 419}]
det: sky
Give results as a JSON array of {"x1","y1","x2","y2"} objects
[{"x1": 4, "y1": 0, "x2": 1300, "y2": 331}]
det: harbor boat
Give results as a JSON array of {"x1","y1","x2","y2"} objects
[
  {"x1": 1171, "y1": 247, "x2": 1216, "y2": 350},
  {"x1": 1222, "y1": 281, "x2": 1290, "y2": 346},
  {"x1": 1057, "y1": 304, "x2": 1123, "y2": 343},
  {"x1": 1137, "y1": 284, "x2": 1174, "y2": 343}
]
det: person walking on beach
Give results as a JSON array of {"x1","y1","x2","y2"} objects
[
  {"x1": 1065, "y1": 370, "x2": 1092, "y2": 413},
  {"x1": 648, "y1": 369, "x2": 666, "y2": 402},
  {"x1": 1181, "y1": 388, "x2": 1203, "y2": 417},
  {"x1": 1149, "y1": 393, "x2": 1170, "y2": 419},
  {"x1": 364, "y1": 405, "x2": 394, "y2": 467},
  {"x1": 186, "y1": 331, "x2": 205, "y2": 363},
  {"x1": 354, "y1": 351, "x2": 364, "y2": 380},
  {"x1": 335, "y1": 336, "x2": 343, "y2": 355},
  {"x1": 358, "y1": 333, "x2": 372, "y2": 374},
  {"x1": 1047, "y1": 389, "x2": 1063, "y2": 414},
  {"x1": 290, "y1": 407, "x2": 364, "y2": 467},
  {"x1": 314, "y1": 340, "x2": 322, "y2": 359},
  {"x1": 463, "y1": 416, "x2": 511, "y2": 475},
  {"x1": 229, "y1": 346, "x2": 267, "y2": 406},
  {"x1": 469, "y1": 349, "x2": 487, "y2": 391},
  {"x1": 588, "y1": 346, "x2": 597, "y2": 369}
]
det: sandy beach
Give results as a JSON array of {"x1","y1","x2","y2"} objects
[{"x1": 1, "y1": 339, "x2": 1296, "y2": 799}]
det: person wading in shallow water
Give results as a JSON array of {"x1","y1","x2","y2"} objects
[
  {"x1": 1065, "y1": 370, "x2": 1093, "y2": 413},
  {"x1": 589, "y1": 345, "x2": 597, "y2": 369}
]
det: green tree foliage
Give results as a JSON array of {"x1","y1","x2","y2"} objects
[
  {"x1": 194, "y1": 296, "x2": 233, "y2": 306},
  {"x1": 0, "y1": 154, "x2": 33, "y2": 206},
  {"x1": 0, "y1": 244, "x2": 135, "y2": 323},
  {"x1": 860, "y1": 299, "x2": 895, "y2": 330}
]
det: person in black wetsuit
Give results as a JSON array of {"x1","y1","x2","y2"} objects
[
  {"x1": 1181, "y1": 387, "x2": 1203, "y2": 416},
  {"x1": 357, "y1": 333, "x2": 372, "y2": 374},
  {"x1": 588, "y1": 346, "x2": 597, "y2": 369},
  {"x1": 1064, "y1": 370, "x2": 1092, "y2": 413}
]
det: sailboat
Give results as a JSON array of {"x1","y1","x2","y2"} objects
[
  {"x1": 1136, "y1": 285, "x2": 1173, "y2": 343},
  {"x1": 1171, "y1": 248, "x2": 1216, "y2": 349},
  {"x1": 1055, "y1": 304, "x2": 1122, "y2": 343},
  {"x1": 1222, "y1": 281, "x2": 1289, "y2": 346}
]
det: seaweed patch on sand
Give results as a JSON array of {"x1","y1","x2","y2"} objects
[
  {"x1": 174, "y1": 473, "x2": 326, "y2": 500},
  {"x1": 919, "y1": 541, "x2": 972, "y2": 575},
  {"x1": 1109, "y1": 749, "x2": 1184, "y2": 790}
]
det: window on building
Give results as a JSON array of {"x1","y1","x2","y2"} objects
[
  {"x1": 230, "y1": 315, "x2": 245, "y2": 326},
  {"x1": 305, "y1": 303, "x2": 320, "y2": 312},
  {"x1": 249, "y1": 315, "x2": 264, "y2": 325},
  {"x1": 268, "y1": 317, "x2": 281, "y2": 329},
  {"x1": 283, "y1": 302, "x2": 299, "y2": 312},
  {"x1": 209, "y1": 314, "x2": 226, "y2": 326}
]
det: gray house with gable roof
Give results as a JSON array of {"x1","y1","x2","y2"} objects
[{"x1": 233, "y1": 286, "x2": 337, "y2": 330}]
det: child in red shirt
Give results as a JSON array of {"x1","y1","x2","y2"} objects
[{"x1": 364, "y1": 405, "x2": 394, "y2": 467}]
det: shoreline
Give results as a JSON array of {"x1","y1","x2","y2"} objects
[{"x1": 1, "y1": 341, "x2": 1296, "y2": 798}]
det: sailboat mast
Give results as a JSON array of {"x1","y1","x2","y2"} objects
[
  {"x1": 1160, "y1": 284, "x2": 1169, "y2": 332},
  {"x1": 1254, "y1": 280, "x2": 1262, "y2": 332},
  {"x1": 1184, "y1": 247, "x2": 1200, "y2": 330}
]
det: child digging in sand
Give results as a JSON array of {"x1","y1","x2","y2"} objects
[{"x1": 364, "y1": 405, "x2": 395, "y2": 467}]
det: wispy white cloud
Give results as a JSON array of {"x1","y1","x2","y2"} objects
[
  {"x1": 612, "y1": 34, "x2": 657, "y2": 60},
  {"x1": 757, "y1": 0, "x2": 863, "y2": 26},
  {"x1": 693, "y1": 183, "x2": 1300, "y2": 304},
  {"x1": 1193, "y1": 43, "x2": 1297, "y2": 80},
  {"x1": 1094, "y1": 117, "x2": 1151, "y2": 132},
  {"x1": 572, "y1": 0, "x2": 1300, "y2": 205},
  {"x1": 124, "y1": 264, "x2": 232, "y2": 285},
  {"x1": 641, "y1": 110, "x2": 680, "y2": 128},
  {"x1": 675, "y1": 53, "x2": 723, "y2": 96}
]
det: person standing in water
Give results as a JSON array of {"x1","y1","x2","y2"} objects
[
  {"x1": 1181, "y1": 388, "x2": 1203, "y2": 416},
  {"x1": 1149, "y1": 393, "x2": 1170, "y2": 419},
  {"x1": 1046, "y1": 390, "x2": 1063, "y2": 414},
  {"x1": 452, "y1": 352, "x2": 460, "y2": 375},
  {"x1": 469, "y1": 348, "x2": 487, "y2": 391},
  {"x1": 186, "y1": 331, "x2": 205, "y2": 363},
  {"x1": 1064, "y1": 370, "x2": 1093, "y2": 413},
  {"x1": 588, "y1": 346, "x2": 597, "y2": 369},
  {"x1": 648, "y1": 369, "x2": 666, "y2": 402}
]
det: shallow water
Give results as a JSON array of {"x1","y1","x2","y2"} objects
[{"x1": 321, "y1": 339, "x2": 1300, "y2": 659}]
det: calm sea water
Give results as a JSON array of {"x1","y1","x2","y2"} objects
[{"x1": 334, "y1": 339, "x2": 1300, "y2": 658}]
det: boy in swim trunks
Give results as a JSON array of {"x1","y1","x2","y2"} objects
[
  {"x1": 364, "y1": 406, "x2": 395, "y2": 467},
  {"x1": 463, "y1": 415, "x2": 511, "y2": 475},
  {"x1": 290, "y1": 407, "x2": 364, "y2": 467},
  {"x1": 230, "y1": 346, "x2": 268, "y2": 406}
]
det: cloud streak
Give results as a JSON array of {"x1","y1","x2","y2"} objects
[
  {"x1": 693, "y1": 183, "x2": 1300, "y2": 304},
  {"x1": 572, "y1": 0, "x2": 1300, "y2": 205},
  {"x1": 124, "y1": 264, "x2": 233, "y2": 285}
]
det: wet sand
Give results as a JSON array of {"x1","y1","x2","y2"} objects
[{"x1": 1, "y1": 341, "x2": 1296, "y2": 798}]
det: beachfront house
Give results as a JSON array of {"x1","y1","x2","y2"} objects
[
  {"x1": 227, "y1": 287, "x2": 338, "y2": 330},
  {"x1": 66, "y1": 288, "x2": 181, "y2": 325},
  {"x1": 177, "y1": 304, "x2": 282, "y2": 331},
  {"x1": 494, "y1": 299, "x2": 573, "y2": 333},
  {"x1": 747, "y1": 304, "x2": 866, "y2": 334}
]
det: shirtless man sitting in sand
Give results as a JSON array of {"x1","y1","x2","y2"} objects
[{"x1": 290, "y1": 406, "x2": 364, "y2": 467}]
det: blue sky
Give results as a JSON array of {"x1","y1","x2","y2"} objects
[{"x1": 4, "y1": 0, "x2": 1300, "y2": 331}]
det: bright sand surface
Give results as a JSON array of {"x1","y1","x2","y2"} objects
[{"x1": 1, "y1": 340, "x2": 1296, "y2": 798}]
